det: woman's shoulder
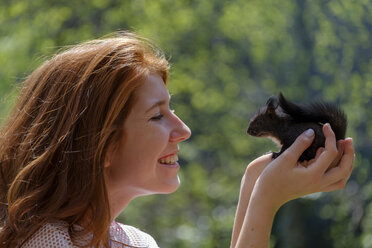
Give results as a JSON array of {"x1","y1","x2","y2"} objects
[
  {"x1": 20, "y1": 222, "x2": 76, "y2": 248},
  {"x1": 110, "y1": 221, "x2": 159, "y2": 248}
]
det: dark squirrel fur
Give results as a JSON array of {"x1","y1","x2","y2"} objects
[{"x1": 247, "y1": 93, "x2": 347, "y2": 162}]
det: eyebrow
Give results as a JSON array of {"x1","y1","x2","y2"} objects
[{"x1": 145, "y1": 95, "x2": 171, "y2": 114}]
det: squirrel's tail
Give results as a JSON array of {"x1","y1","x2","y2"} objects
[{"x1": 278, "y1": 93, "x2": 347, "y2": 139}]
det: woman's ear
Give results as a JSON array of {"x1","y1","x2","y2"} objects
[
  {"x1": 104, "y1": 144, "x2": 115, "y2": 168},
  {"x1": 104, "y1": 157, "x2": 111, "y2": 168}
]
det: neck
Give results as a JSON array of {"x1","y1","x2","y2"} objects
[{"x1": 108, "y1": 190, "x2": 136, "y2": 219}]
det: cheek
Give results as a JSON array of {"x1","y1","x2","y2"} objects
[
  {"x1": 136, "y1": 124, "x2": 170, "y2": 149},
  {"x1": 121, "y1": 127, "x2": 169, "y2": 164},
  {"x1": 108, "y1": 122, "x2": 171, "y2": 171}
]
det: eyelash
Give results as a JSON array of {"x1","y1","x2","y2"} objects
[
  {"x1": 150, "y1": 114, "x2": 164, "y2": 121},
  {"x1": 150, "y1": 110, "x2": 175, "y2": 121}
]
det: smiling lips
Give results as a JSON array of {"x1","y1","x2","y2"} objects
[{"x1": 158, "y1": 153, "x2": 178, "y2": 165}]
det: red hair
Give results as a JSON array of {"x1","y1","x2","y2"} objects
[{"x1": 0, "y1": 32, "x2": 169, "y2": 247}]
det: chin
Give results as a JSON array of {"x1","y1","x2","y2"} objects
[{"x1": 157, "y1": 176, "x2": 181, "y2": 194}]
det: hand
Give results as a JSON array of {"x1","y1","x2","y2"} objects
[
  {"x1": 253, "y1": 123, "x2": 354, "y2": 211},
  {"x1": 233, "y1": 124, "x2": 354, "y2": 248}
]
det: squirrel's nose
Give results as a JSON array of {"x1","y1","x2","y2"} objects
[{"x1": 247, "y1": 128, "x2": 256, "y2": 135}]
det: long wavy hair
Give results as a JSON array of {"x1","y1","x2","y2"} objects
[{"x1": 0, "y1": 32, "x2": 169, "y2": 247}]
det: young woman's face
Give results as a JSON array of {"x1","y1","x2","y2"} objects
[{"x1": 105, "y1": 73, "x2": 191, "y2": 200}]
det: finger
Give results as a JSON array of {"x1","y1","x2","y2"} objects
[
  {"x1": 321, "y1": 138, "x2": 354, "y2": 187},
  {"x1": 301, "y1": 147, "x2": 322, "y2": 167},
  {"x1": 327, "y1": 140, "x2": 345, "y2": 170},
  {"x1": 322, "y1": 146, "x2": 353, "y2": 191},
  {"x1": 321, "y1": 168, "x2": 352, "y2": 193},
  {"x1": 315, "y1": 147, "x2": 325, "y2": 160},
  {"x1": 313, "y1": 123, "x2": 338, "y2": 173},
  {"x1": 321, "y1": 178, "x2": 348, "y2": 192},
  {"x1": 337, "y1": 139, "x2": 344, "y2": 151},
  {"x1": 304, "y1": 147, "x2": 325, "y2": 167},
  {"x1": 340, "y1": 138, "x2": 354, "y2": 171},
  {"x1": 337, "y1": 138, "x2": 354, "y2": 171},
  {"x1": 276, "y1": 129, "x2": 315, "y2": 166}
]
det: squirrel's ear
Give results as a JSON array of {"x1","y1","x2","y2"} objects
[{"x1": 266, "y1": 96, "x2": 278, "y2": 113}]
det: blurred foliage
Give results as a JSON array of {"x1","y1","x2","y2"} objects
[{"x1": 1, "y1": 0, "x2": 372, "y2": 247}]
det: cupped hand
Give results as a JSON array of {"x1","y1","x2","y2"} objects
[{"x1": 252, "y1": 123, "x2": 354, "y2": 211}]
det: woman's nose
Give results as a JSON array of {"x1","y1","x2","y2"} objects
[{"x1": 170, "y1": 115, "x2": 191, "y2": 143}]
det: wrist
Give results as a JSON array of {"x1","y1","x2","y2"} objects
[
  {"x1": 235, "y1": 184, "x2": 278, "y2": 248},
  {"x1": 251, "y1": 177, "x2": 283, "y2": 214}
]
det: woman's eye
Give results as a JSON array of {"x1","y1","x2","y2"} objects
[{"x1": 150, "y1": 114, "x2": 163, "y2": 121}]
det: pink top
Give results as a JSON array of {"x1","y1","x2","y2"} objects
[{"x1": 20, "y1": 221, "x2": 159, "y2": 248}]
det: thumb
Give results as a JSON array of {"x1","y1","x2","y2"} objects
[{"x1": 277, "y1": 129, "x2": 315, "y2": 165}]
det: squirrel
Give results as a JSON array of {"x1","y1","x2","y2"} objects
[{"x1": 247, "y1": 93, "x2": 347, "y2": 162}]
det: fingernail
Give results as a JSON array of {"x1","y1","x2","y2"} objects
[{"x1": 304, "y1": 129, "x2": 314, "y2": 137}]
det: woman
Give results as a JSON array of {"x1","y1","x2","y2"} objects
[{"x1": 0, "y1": 32, "x2": 354, "y2": 247}]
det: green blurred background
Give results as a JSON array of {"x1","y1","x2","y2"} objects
[{"x1": 1, "y1": 0, "x2": 372, "y2": 247}]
